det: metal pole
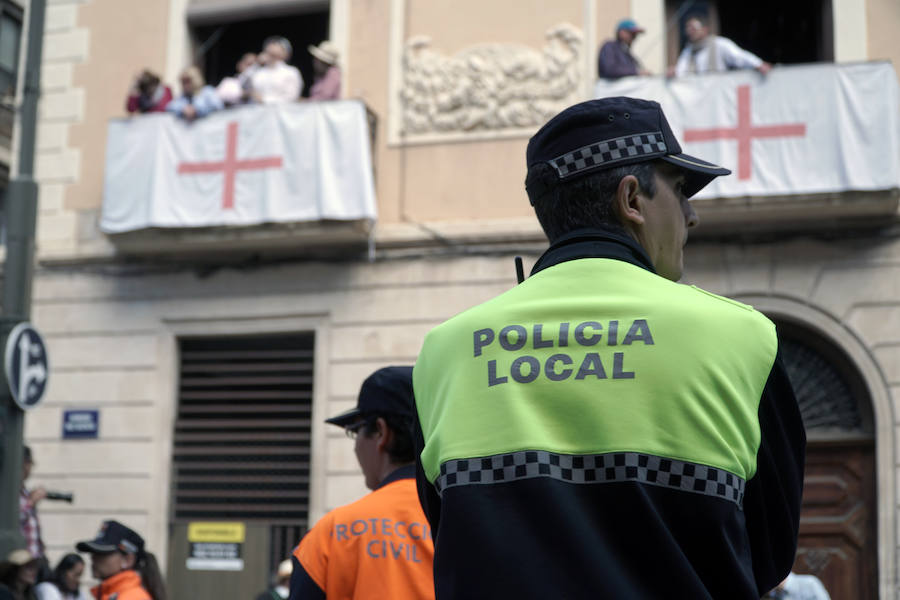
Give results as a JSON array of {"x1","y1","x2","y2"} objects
[{"x1": 0, "y1": 0, "x2": 46, "y2": 557}]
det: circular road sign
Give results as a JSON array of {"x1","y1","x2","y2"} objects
[{"x1": 4, "y1": 322, "x2": 49, "y2": 410}]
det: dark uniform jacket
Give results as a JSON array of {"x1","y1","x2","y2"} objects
[
  {"x1": 413, "y1": 229, "x2": 805, "y2": 599},
  {"x1": 597, "y1": 40, "x2": 641, "y2": 78}
]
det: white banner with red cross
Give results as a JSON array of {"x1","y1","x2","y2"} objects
[
  {"x1": 594, "y1": 61, "x2": 900, "y2": 199},
  {"x1": 101, "y1": 100, "x2": 377, "y2": 233}
]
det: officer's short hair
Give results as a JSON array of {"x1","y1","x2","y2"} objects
[
  {"x1": 524, "y1": 97, "x2": 728, "y2": 244},
  {"x1": 361, "y1": 413, "x2": 415, "y2": 464},
  {"x1": 526, "y1": 160, "x2": 658, "y2": 243}
]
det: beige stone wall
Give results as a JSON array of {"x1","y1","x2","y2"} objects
[
  {"x1": 65, "y1": 0, "x2": 170, "y2": 212},
  {"x1": 866, "y1": 0, "x2": 900, "y2": 78},
  {"x1": 36, "y1": 0, "x2": 169, "y2": 260}
]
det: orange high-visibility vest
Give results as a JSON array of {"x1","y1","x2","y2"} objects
[
  {"x1": 91, "y1": 570, "x2": 151, "y2": 600},
  {"x1": 293, "y1": 472, "x2": 434, "y2": 600}
]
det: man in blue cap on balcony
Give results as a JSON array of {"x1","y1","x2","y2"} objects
[
  {"x1": 413, "y1": 97, "x2": 805, "y2": 599},
  {"x1": 597, "y1": 18, "x2": 649, "y2": 79}
]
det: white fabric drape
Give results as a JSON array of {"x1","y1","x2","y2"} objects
[
  {"x1": 101, "y1": 100, "x2": 377, "y2": 233},
  {"x1": 595, "y1": 62, "x2": 900, "y2": 199}
]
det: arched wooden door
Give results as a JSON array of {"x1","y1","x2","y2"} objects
[{"x1": 778, "y1": 326, "x2": 878, "y2": 600}]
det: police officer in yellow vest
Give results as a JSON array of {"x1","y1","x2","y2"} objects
[{"x1": 413, "y1": 97, "x2": 805, "y2": 599}]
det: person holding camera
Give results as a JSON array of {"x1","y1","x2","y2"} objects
[{"x1": 19, "y1": 447, "x2": 46, "y2": 573}]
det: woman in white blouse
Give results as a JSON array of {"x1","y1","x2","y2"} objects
[{"x1": 34, "y1": 555, "x2": 89, "y2": 600}]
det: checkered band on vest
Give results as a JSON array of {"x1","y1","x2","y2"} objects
[
  {"x1": 436, "y1": 450, "x2": 746, "y2": 508},
  {"x1": 550, "y1": 131, "x2": 668, "y2": 178}
]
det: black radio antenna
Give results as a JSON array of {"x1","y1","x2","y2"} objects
[{"x1": 514, "y1": 256, "x2": 525, "y2": 284}]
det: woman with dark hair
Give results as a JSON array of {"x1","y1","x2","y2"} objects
[
  {"x1": 0, "y1": 549, "x2": 40, "y2": 600},
  {"x1": 125, "y1": 70, "x2": 172, "y2": 114},
  {"x1": 34, "y1": 554, "x2": 88, "y2": 600},
  {"x1": 73, "y1": 521, "x2": 167, "y2": 600}
]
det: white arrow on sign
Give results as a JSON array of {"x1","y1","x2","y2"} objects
[{"x1": 17, "y1": 333, "x2": 47, "y2": 405}]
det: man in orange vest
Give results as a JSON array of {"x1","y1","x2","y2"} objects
[{"x1": 290, "y1": 366, "x2": 435, "y2": 600}]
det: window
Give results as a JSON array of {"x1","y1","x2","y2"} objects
[
  {"x1": 774, "y1": 319, "x2": 873, "y2": 434},
  {"x1": 0, "y1": 1, "x2": 22, "y2": 100},
  {"x1": 666, "y1": 0, "x2": 834, "y2": 68},
  {"x1": 192, "y1": 9, "x2": 330, "y2": 98}
]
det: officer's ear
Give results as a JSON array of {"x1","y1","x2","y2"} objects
[
  {"x1": 374, "y1": 417, "x2": 392, "y2": 453},
  {"x1": 615, "y1": 174, "x2": 646, "y2": 227}
]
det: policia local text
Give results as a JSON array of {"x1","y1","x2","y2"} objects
[{"x1": 473, "y1": 320, "x2": 654, "y2": 386}]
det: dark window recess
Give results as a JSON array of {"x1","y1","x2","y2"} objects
[
  {"x1": 193, "y1": 10, "x2": 329, "y2": 98},
  {"x1": 776, "y1": 320, "x2": 873, "y2": 434},
  {"x1": 717, "y1": 0, "x2": 833, "y2": 64},
  {"x1": 270, "y1": 524, "x2": 304, "y2": 572},
  {"x1": 172, "y1": 334, "x2": 315, "y2": 526},
  {"x1": 666, "y1": 0, "x2": 833, "y2": 67},
  {"x1": 0, "y1": 1, "x2": 22, "y2": 99}
]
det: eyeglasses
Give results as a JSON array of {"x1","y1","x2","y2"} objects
[{"x1": 345, "y1": 421, "x2": 370, "y2": 439}]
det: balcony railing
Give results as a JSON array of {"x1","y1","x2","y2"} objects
[
  {"x1": 101, "y1": 100, "x2": 377, "y2": 258},
  {"x1": 594, "y1": 61, "x2": 900, "y2": 232}
]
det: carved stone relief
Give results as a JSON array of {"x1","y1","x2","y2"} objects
[{"x1": 399, "y1": 23, "x2": 583, "y2": 137}]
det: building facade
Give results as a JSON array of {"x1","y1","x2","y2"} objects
[{"x1": 9, "y1": 0, "x2": 900, "y2": 598}]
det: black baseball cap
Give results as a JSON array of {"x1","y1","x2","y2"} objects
[
  {"x1": 325, "y1": 366, "x2": 415, "y2": 428},
  {"x1": 76, "y1": 520, "x2": 145, "y2": 555},
  {"x1": 526, "y1": 97, "x2": 730, "y2": 199}
]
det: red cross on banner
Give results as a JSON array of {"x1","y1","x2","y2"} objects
[
  {"x1": 177, "y1": 121, "x2": 283, "y2": 210},
  {"x1": 683, "y1": 85, "x2": 806, "y2": 180}
]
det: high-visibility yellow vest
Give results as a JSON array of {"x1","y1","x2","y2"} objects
[{"x1": 414, "y1": 257, "x2": 777, "y2": 492}]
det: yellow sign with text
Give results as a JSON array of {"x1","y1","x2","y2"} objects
[{"x1": 187, "y1": 522, "x2": 245, "y2": 543}]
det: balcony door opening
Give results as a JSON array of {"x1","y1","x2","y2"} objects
[
  {"x1": 665, "y1": 0, "x2": 833, "y2": 68},
  {"x1": 191, "y1": 6, "x2": 330, "y2": 98}
]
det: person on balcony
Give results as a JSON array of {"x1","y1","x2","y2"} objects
[
  {"x1": 216, "y1": 52, "x2": 258, "y2": 107},
  {"x1": 166, "y1": 67, "x2": 224, "y2": 121},
  {"x1": 597, "y1": 19, "x2": 649, "y2": 79},
  {"x1": 672, "y1": 16, "x2": 772, "y2": 77},
  {"x1": 307, "y1": 41, "x2": 341, "y2": 101},
  {"x1": 125, "y1": 70, "x2": 172, "y2": 114},
  {"x1": 251, "y1": 37, "x2": 303, "y2": 104}
]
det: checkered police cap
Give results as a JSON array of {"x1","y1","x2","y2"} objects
[{"x1": 526, "y1": 97, "x2": 730, "y2": 199}]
